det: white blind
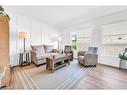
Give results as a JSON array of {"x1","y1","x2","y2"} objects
[
  {"x1": 77, "y1": 28, "x2": 92, "y2": 51},
  {"x1": 101, "y1": 21, "x2": 127, "y2": 56},
  {"x1": 101, "y1": 21, "x2": 127, "y2": 35},
  {"x1": 101, "y1": 21, "x2": 127, "y2": 44}
]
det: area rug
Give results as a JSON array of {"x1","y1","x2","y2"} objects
[{"x1": 18, "y1": 59, "x2": 92, "y2": 89}]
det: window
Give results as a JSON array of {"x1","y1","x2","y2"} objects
[
  {"x1": 77, "y1": 37, "x2": 91, "y2": 51},
  {"x1": 71, "y1": 32, "x2": 77, "y2": 50},
  {"x1": 101, "y1": 21, "x2": 127, "y2": 56},
  {"x1": 77, "y1": 29, "x2": 92, "y2": 51}
]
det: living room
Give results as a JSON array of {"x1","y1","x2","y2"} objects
[{"x1": 1, "y1": 3, "x2": 127, "y2": 91}]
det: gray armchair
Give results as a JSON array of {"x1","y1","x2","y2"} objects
[
  {"x1": 64, "y1": 45, "x2": 73, "y2": 61},
  {"x1": 78, "y1": 47, "x2": 98, "y2": 67}
]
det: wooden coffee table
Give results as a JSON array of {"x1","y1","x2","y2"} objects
[{"x1": 46, "y1": 54, "x2": 70, "y2": 73}]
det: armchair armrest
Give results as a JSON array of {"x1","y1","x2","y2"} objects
[
  {"x1": 78, "y1": 51, "x2": 86, "y2": 56},
  {"x1": 84, "y1": 52, "x2": 98, "y2": 64},
  {"x1": 84, "y1": 53, "x2": 98, "y2": 62},
  {"x1": 31, "y1": 50, "x2": 37, "y2": 55}
]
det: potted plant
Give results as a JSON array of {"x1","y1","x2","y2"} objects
[{"x1": 0, "y1": 6, "x2": 10, "y2": 20}]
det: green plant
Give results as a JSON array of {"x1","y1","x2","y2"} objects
[
  {"x1": 72, "y1": 40, "x2": 77, "y2": 50},
  {"x1": 0, "y1": 6, "x2": 10, "y2": 20},
  {"x1": 119, "y1": 52, "x2": 127, "y2": 60}
]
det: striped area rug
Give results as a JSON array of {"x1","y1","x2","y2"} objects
[{"x1": 11, "y1": 60, "x2": 92, "y2": 89}]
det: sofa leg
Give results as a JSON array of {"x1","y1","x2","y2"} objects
[
  {"x1": 32, "y1": 62, "x2": 46, "y2": 67},
  {"x1": 94, "y1": 65, "x2": 96, "y2": 67},
  {"x1": 78, "y1": 62, "x2": 81, "y2": 64},
  {"x1": 85, "y1": 65, "x2": 96, "y2": 67},
  {"x1": 85, "y1": 65, "x2": 90, "y2": 67},
  {"x1": 36, "y1": 63, "x2": 46, "y2": 67}
]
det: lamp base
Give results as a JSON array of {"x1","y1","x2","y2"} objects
[{"x1": 23, "y1": 38, "x2": 26, "y2": 52}]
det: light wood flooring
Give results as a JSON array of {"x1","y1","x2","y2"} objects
[
  {"x1": 74, "y1": 64, "x2": 127, "y2": 89},
  {"x1": 1, "y1": 63, "x2": 127, "y2": 89},
  {"x1": 2, "y1": 64, "x2": 39, "y2": 89}
]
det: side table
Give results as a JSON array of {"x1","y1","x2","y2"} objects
[{"x1": 19, "y1": 51, "x2": 30, "y2": 67}]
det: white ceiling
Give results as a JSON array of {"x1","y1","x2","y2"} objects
[{"x1": 4, "y1": 6, "x2": 127, "y2": 28}]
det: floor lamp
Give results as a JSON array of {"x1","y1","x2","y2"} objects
[
  {"x1": 19, "y1": 32, "x2": 28, "y2": 52},
  {"x1": 58, "y1": 36, "x2": 62, "y2": 49},
  {"x1": 52, "y1": 35, "x2": 62, "y2": 49}
]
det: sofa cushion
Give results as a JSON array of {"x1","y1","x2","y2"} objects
[
  {"x1": 64, "y1": 45, "x2": 72, "y2": 53},
  {"x1": 31, "y1": 45, "x2": 45, "y2": 57},
  {"x1": 44, "y1": 45, "x2": 53, "y2": 53},
  {"x1": 37, "y1": 54, "x2": 50, "y2": 60},
  {"x1": 37, "y1": 53, "x2": 59, "y2": 60}
]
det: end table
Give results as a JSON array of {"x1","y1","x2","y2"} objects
[{"x1": 19, "y1": 51, "x2": 30, "y2": 67}]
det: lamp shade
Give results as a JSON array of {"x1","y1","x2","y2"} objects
[
  {"x1": 52, "y1": 35, "x2": 62, "y2": 42},
  {"x1": 19, "y1": 32, "x2": 28, "y2": 39},
  {"x1": 58, "y1": 36, "x2": 62, "y2": 41}
]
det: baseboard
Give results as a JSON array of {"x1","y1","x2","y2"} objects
[{"x1": 98, "y1": 63, "x2": 119, "y2": 69}]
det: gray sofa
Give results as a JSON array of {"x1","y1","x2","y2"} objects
[
  {"x1": 78, "y1": 47, "x2": 98, "y2": 67},
  {"x1": 31, "y1": 45, "x2": 60, "y2": 66}
]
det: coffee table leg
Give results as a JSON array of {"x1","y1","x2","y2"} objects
[
  {"x1": 46, "y1": 59, "x2": 48, "y2": 69},
  {"x1": 51, "y1": 61, "x2": 54, "y2": 73},
  {"x1": 46, "y1": 63, "x2": 48, "y2": 69},
  {"x1": 68, "y1": 60, "x2": 70, "y2": 65}
]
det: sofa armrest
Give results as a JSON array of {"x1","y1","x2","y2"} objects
[
  {"x1": 31, "y1": 50, "x2": 37, "y2": 55},
  {"x1": 30, "y1": 50, "x2": 37, "y2": 63},
  {"x1": 78, "y1": 51, "x2": 86, "y2": 56}
]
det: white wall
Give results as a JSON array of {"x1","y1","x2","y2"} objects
[
  {"x1": 61, "y1": 30, "x2": 71, "y2": 50},
  {"x1": 7, "y1": 8, "x2": 127, "y2": 67},
  {"x1": 8, "y1": 12, "x2": 61, "y2": 67},
  {"x1": 61, "y1": 10, "x2": 127, "y2": 68}
]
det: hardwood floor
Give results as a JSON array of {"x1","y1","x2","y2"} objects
[
  {"x1": 74, "y1": 64, "x2": 127, "y2": 89},
  {"x1": 2, "y1": 64, "x2": 39, "y2": 89},
  {"x1": 1, "y1": 63, "x2": 127, "y2": 89}
]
